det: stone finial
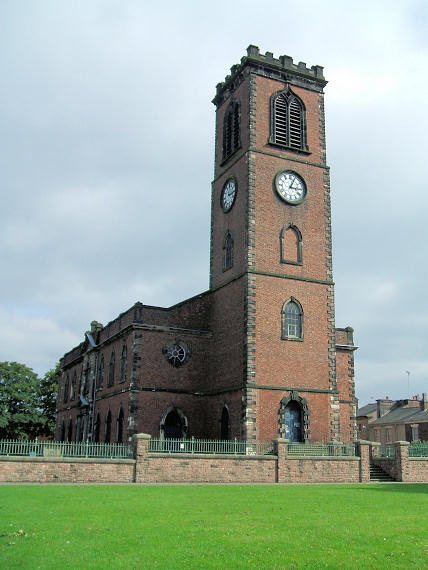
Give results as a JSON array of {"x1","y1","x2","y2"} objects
[{"x1": 247, "y1": 45, "x2": 259, "y2": 56}]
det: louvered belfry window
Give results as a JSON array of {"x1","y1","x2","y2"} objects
[
  {"x1": 222, "y1": 100, "x2": 240, "y2": 161},
  {"x1": 271, "y1": 88, "x2": 307, "y2": 151}
]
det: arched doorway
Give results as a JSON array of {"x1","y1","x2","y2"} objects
[
  {"x1": 160, "y1": 407, "x2": 188, "y2": 439},
  {"x1": 284, "y1": 400, "x2": 303, "y2": 442},
  {"x1": 279, "y1": 391, "x2": 309, "y2": 443}
]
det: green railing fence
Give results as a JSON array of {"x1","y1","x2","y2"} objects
[
  {"x1": 0, "y1": 439, "x2": 133, "y2": 459},
  {"x1": 149, "y1": 437, "x2": 274, "y2": 456},
  {"x1": 377, "y1": 445, "x2": 395, "y2": 458},
  {"x1": 288, "y1": 442, "x2": 356, "y2": 457},
  {"x1": 409, "y1": 442, "x2": 428, "y2": 457}
]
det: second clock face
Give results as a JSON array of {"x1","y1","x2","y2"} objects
[
  {"x1": 275, "y1": 171, "x2": 306, "y2": 204},
  {"x1": 221, "y1": 178, "x2": 237, "y2": 212}
]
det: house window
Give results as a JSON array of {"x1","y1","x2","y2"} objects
[
  {"x1": 270, "y1": 87, "x2": 307, "y2": 151},
  {"x1": 222, "y1": 100, "x2": 240, "y2": 162},
  {"x1": 281, "y1": 298, "x2": 303, "y2": 340},
  {"x1": 119, "y1": 345, "x2": 127, "y2": 383},
  {"x1": 411, "y1": 424, "x2": 419, "y2": 442},
  {"x1": 108, "y1": 351, "x2": 115, "y2": 387},
  {"x1": 223, "y1": 231, "x2": 234, "y2": 271},
  {"x1": 280, "y1": 224, "x2": 302, "y2": 265}
]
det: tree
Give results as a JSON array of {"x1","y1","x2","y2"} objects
[
  {"x1": 0, "y1": 362, "x2": 44, "y2": 439},
  {"x1": 38, "y1": 363, "x2": 60, "y2": 437}
]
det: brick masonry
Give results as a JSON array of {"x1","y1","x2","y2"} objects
[
  {"x1": 55, "y1": 46, "x2": 357, "y2": 449},
  {"x1": 1, "y1": 436, "x2": 427, "y2": 484}
]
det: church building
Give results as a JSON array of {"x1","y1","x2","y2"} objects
[{"x1": 55, "y1": 46, "x2": 357, "y2": 445}]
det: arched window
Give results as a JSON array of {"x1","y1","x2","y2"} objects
[
  {"x1": 94, "y1": 412, "x2": 101, "y2": 443},
  {"x1": 117, "y1": 407, "x2": 124, "y2": 443},
  {"x1": 108, "y1": 351, "x2": 115, "y2": 387},
  {"x1": 220, "y1": 405, "x2": 231, "y2": 440},
  {"x1": 60, "y1": 421, "x2": 65, "y2": 442},
  {"x1": 70, "y1": 371, "x2": 76, "y2": 401},
  {"x1": 119, "y1": 345, "x2": 127, "y2": 383},
  {"x1": 280, "y1": 224, "x2": 302, "y2": 265},
  {"x1": 223, "y1": 231, "x2": 234, "y2": 271},
  {"x1": 222, "y1": 99, "x2": 240, "y2": 162},
  {"x1": 270, "y1": 87, "x2": 307, "y2": 151},
  {"x1": 67, "y1": 419, "x2": 73, "y2": 442},
  {"x1": 97, "y1": 355, "x2": 104, "y2": 390},
  {"x1": 281, "y1": 298, "x2": 303, "y2": 340},
  {"x1": 63, "y1": 375, "x2": 69, "y2": 404},
  {"x1": 105, "y1": 410, "x2": 112, "y2": 443}
]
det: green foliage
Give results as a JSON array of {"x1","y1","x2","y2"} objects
[
  {"x1": 0, "y1": 484, "x2": 427, "y2": 568},
  {"x1": 0, "y1": 362, "x2": 43, "y2": 439},
  {"x1": 38, "y1": 363, "x2": 60, "y2": 436},
  {"x1": 0, "y1": 361, "x2": 59, "y2": 439}
]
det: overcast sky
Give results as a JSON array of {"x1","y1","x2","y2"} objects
[{"x1": 1, "y1": 0, "x2": 427, "y2": 406}]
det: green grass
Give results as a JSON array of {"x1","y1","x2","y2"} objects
[{"x1": 0, "y1": 484, "x2": 427, "y2": 569}]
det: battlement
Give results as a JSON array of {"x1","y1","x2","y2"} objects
[{"x1": 213, "y1": 45, "x2": 327, "y2": 107}]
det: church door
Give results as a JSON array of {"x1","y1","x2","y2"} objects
[
  {"x1": 164, "y1": 409, "x2": 184, "y2": 439},
  {"x1": 284, "y1": 401, "x2": 303, "y2": 442}
]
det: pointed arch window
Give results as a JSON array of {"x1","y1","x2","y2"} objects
[
  {"x1": 97, "y1": 355, "x2": 104, "y2": 390},
  {"x1": 94, "y1": 412, "x2": 101, "y2": 443},
  {"x1": 222, "y1": 99, "x2": 241, "y2": 162},
  {"x1": 270, "y1": 87, "x2": 308, "y2": 152},
  {"x1": 280, "y1": 224, "x2": 302, "y2": 265},
  {"x1": 70, "y1": 371, "x2": 76, "y2": 401},
  {"x1": 117, "y1": 407, "x2": 124, "y2": 443},
  {"x1": 108, "y1": 351, "x2": 115, "y2": 387},
  {"x1": 119, "y1": 345, "x2": 127, "y2": 384},
  {"x1": 223, "y1": 231, "x2": 234, "y2": 271},
  {"x1": 105, "y1": 410, "x2": 112, "y2": 443},
  {"x1": 220, "y1": 405, "x2": 231, "y2": 440},
  {"x1": 281, "y1": 298, "x2": 303, "y2": 340},
  {"x1": 63, "y1": 375, "x2": 70, "y2": 404}
]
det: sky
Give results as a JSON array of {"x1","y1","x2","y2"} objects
[{"x1": 1, "y1": 0, "x2": 427, "y2": 406}]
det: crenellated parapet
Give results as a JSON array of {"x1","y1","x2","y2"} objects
[{"x1": 213, "y1": 44, "x2": 327, "y2": 107}]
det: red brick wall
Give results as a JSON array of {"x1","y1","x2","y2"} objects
[
  {"x1": 0, "y1": 457, "x2": 134, "y2": 484},
  {"x1": 280, "y1": 457, "x2": 360, "y2": 484}
]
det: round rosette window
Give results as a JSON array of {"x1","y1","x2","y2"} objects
[{"x1": 162, "y1": 339, "x2": 191, "y2": 367}]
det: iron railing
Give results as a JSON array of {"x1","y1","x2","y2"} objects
[
  {"x1": 288, "y1": 442, "x2": 356, "y2": 457},
  {"x1": 149, "y1": 437, "x2": 274, "y2": 456},
  {"x1": 0, "y1": 439, "x2": 133, "y2": 459},
  {"x1": 377, "y1": 445, "x2": 395, "y2": 458},
  {"x1": 409, "y1": 442, "x2": 428, "y2": 457}
]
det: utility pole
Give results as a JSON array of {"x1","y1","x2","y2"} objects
[{"x1": 405, "y1": 370, "x2": 410, "y2": 399}]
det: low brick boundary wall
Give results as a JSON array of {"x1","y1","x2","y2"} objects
[
  {"x1": 409, "y1": 458, "x2": 428, "y2": 482},
  {"x1": 1, "y1": 436, "x2": 427, "y2": 484},
  {"x1": 0, "y1": 456, "x2": 135, "y2": 484}
]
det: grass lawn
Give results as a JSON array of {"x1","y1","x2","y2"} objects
[{"x1": 0, "y1": 484, "x2": 427, "y2": 569}]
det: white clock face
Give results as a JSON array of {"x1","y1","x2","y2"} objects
[
  {"x1": 275, "y1": 171, "x2": 306, "y2": 204},
  {"x1": 221, "y1": 179, "x2": 236, "y2": 212}
]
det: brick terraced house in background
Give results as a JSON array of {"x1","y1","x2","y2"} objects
[{"x1": 55, "y1": 46, "x2": 357, "y2": 445}]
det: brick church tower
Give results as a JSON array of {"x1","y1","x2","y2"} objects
[
  {"x1": 55, "y1": 46, "x2": 356, "y2": 445},
  {"x1": 209, "y1": 45, "x2": 355, "y2": 443}
]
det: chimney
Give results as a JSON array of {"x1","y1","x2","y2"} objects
[
  {"x1": 421, "y1": 393, "x2": 428, "y2": 411},
  {"x1": 376, "y1": 398, "x2": 395, "y2": 418}
]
